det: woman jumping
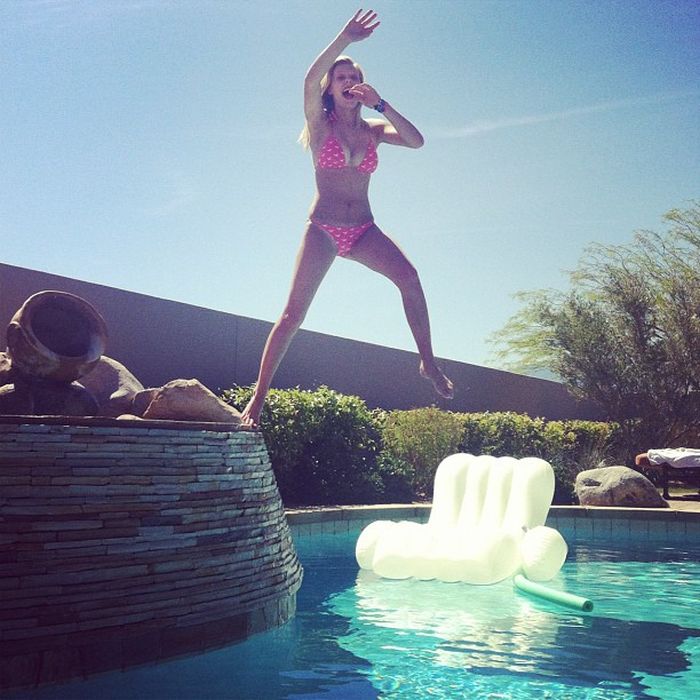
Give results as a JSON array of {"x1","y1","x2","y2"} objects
[{"x1": 241, "y1": 9, "x2": 453, "y2": 427}]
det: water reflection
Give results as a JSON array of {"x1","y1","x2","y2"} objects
[{"x1": 328, "y1": 567, "x2": 700, "y2": 698}]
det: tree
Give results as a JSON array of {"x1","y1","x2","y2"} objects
[{"x1": 490, "y1": 202, "x2": 700, "y2": 459}]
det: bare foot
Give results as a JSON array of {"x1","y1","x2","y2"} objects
[
  {"x1": 240, "y1": 393, "x2": 265, "y2": 428},
  {"x1": 420, "y1": 361, "x2": 454, "y2": 399}
]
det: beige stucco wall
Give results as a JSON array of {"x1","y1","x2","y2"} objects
[{"x1": 0, "y1": 263, "x2": 601, "y2": 419}]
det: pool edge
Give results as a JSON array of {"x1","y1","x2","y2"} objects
[{"x1": 286, "y1": 504, "x2": 700, "y2": 543}]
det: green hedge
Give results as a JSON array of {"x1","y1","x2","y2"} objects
[
  {"x1": 380, "y1": 407, "x2": 466, "y2": 498},
  {"x1": 222, "y1": 385, "x2": 383, "y2": 505},
  {"x1": 458, "y1": 412, "x2": 619, "y2": 503},
  {"x1": 222, "y1": 385, "x2": 620, "y2": 506}
]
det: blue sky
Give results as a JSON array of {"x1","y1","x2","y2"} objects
[{"x1": 3, "y1": 0, "x2": 699, "y2": 371}]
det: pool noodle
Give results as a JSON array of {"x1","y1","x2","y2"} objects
[{"x1": 514, "y1": 574, "x2": 594, "y2": 612}]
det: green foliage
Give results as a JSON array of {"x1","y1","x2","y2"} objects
[
  {"x1": 380, "y1": 408, "x2": 464, "y2": 498},
  {"x1": 457, "y1": 412, "x2": 619, "y2": 503},
  {"x1": 459, "y1": 411, "x2": 547, "y2": 457},
  {"x1": 490, "y1": 202, "x2": 700, "y2": 458},
  {"x1": 373, "y1": 451, "x2": 416, "y2": 503},
  {"x1": 222, "y1": 387, "x2": 620, "y2": 506},
  {"x1": 540, "y1": 419, "x2": 621, "y2": 503},
  {"x1": 222, "y1": 385, "x2": 383, "y2": 505}
]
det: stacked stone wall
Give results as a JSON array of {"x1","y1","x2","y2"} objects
[{"x1": 0, "y1": 418, "x2": 303, "y2": 692}]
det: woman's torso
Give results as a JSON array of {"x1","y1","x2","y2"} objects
[{"x1": 308, "y1": 118, "x2": 377, "y2": 225}]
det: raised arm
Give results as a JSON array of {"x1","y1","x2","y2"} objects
[{"x1": 303, "y1": 10, "x2": 380, "y2": 123}]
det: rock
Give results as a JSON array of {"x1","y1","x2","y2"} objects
[
  {"x1": 132, "y1": 388, "x2": 160, "y2": 417},
  {"x1": 30, "y1": 381, "x2": 100, "y2": 417},
  {"x1": 575, "y1": 466, "x2": 668, "y2": 508},
  {"x1": 0, "y1": 373, "x2": 99, "y2": 418},
  {"x1": 79, "y1": 356, "x2": 145, "y2": 417},
  {"x1": 141, "y1": 379, "x2": 241, "y2": 425},
  {"x1": 0, "y1": 382, "x2": 34, "y2": 414},
  {"x1": 0, "y1": 351, "x2": 16, "y2": 386}
]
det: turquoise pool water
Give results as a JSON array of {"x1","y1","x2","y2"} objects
[{"x1": 10, "y1": 531, "x2": 700, "y2": 699}]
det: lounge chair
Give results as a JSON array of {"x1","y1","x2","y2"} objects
[
  {"x1": 636, "y1": 448, "x2": 700, "y2": 499},
  {"x1": 356, "y1": 453, "x2": 567, "y2": 585}
]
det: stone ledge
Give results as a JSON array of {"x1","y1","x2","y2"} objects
[
  {"x1": 0, "y1": 422, "x2": 302, "y2": 693},
  {"x1": 0, "y1": 414, "x2": 257, "y2": 433}
]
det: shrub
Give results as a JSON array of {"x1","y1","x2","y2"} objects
[
  {"x1": 222, "y1": 386, "x2": 621, "y2": 507},
  {"x1": 537, "y1": 420, "x2": 618, "y2": 502},
  {"x1": 379, "y1": 407, "x2": 464, "y2": 498},
  {"x1": 458, "y1": 412, "x2": 621, "y2": 503},
  {"x1": 459, "y1": 412, "x2": 546, "y2": 457},
  {"x1": 222, "y1": 385, "x2": 383, "y2": 506}
]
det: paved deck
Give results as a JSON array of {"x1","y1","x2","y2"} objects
[{"x1": 666, "y1": 495, "x2": 700, "y2": 512}]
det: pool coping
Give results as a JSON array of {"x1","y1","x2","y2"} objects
[
  {"x1": 287, "y1": 503, "x2": 700, "y2": 523},
  {"x1": 286, "y1": 503, "x2": 700, "y2": 542}
]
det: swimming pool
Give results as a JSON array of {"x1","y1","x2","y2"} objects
[{"x1": 10, "y1": 529, "x2": 700, "y2": 699}]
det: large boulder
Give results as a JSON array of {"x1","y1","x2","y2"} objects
[
  {"x1": 79, "y1": 356, "x2": 145, "y2": 417},
  {"x1": 31, "y1": 381, "x2": 100, "y2": 417},
  {"x1": 141, "y1": 379, "x2": 241, "y2": 425},
  {"x1": 0, "y1": 382, "x2": 34, "y2": 414},
  {"x1": 575, "y1": 466, "x2": 668, "y2": 508},
  {"x1": 131, "y1": 388, "x2": 160, "y2": 417},
  {"x1": 0, "y1": 378, "x2": 99, "y2": 417}
]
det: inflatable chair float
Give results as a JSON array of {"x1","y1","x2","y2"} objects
[{"x1": 356, "y1": 454, "x2": 592, "y2": 612}]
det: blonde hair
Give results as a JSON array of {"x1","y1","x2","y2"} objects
[{"x1": 298, "y1": 56, "x2": 365, "y2": 150}]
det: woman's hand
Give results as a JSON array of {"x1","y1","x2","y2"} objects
[
  {"x1": 348, "y1": 82, "x2": 381, "y2": 108},
  {"x1": 341, "y1": 9, "x2": 380, "y2": 43}
]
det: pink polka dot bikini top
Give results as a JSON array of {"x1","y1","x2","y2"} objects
[{"x1": 316, "y1": 130, "x2": 378, "y2": 175}]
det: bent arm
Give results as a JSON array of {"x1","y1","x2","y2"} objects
[
  {"x1": 349, "y1": 82, "x2": 424, "y2": 148},
  {"x1": 369, "y1": 102, "x2": 425, "y2": 148}
]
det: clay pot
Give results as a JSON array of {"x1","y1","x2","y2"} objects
[{"x1": 6, "y1": 291, "x2": 108, "y2": 382}]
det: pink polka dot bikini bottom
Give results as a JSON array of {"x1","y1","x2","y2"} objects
[{"x1": 310, "y1": 219, "x2": 374, "y2": 257}]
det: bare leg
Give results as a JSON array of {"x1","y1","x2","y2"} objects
[
  {"x1": 241, "y1": 223, "x2": 337, "y2": 426},
  {"x1": 345, "y1": 225, "x2": 454, "y2": 399}
]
